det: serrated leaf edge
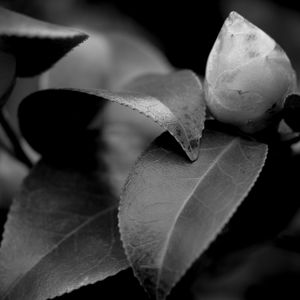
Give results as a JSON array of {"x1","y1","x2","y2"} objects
[{"x1": 118, "y1": 137, "x2": 268, "y2": 300}]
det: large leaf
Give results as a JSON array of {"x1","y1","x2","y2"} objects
[
  {"x1": 0, "y1": 7, "x2": 88, "y2": 77},
  {"x1": 119, "y1": 129, "x2": 268, "y2": 300},
  {"x1": 0, "y1": 134, "x2": 128, "y2": 299},
  {"x1": 19, "y1": 70, "x2": 206, "y2": 161}
]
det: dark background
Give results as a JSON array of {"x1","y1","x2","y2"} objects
[{"x1": 1, "y1": 0, "x2": 300, "y2": 75}]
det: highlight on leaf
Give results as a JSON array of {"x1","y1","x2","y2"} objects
[{"x1": 42, "y1": 30, "x2": 172, "y2": 91}]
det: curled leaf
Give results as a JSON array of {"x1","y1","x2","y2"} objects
[
  {"x1": 0, "y1": 7, "x2": 88, "y2": 77},
  {"x1": 119, "y1": 130, "x2": 267, "y2": 300},
  {"x1": 19, "y1": 70, "x2": 205, "y2": 161}
]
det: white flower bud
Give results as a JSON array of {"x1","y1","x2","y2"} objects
[{"x1": 205, "y1": 11, "x2": 297, "y2": 133}]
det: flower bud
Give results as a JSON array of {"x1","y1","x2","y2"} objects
[{"x1": 205, "y1": 11, "x2": 297, "y2": 133}]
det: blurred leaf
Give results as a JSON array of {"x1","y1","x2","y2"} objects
[
  {"x1": 222, "y1": 0, "x2": 300, "y2": 86},
  {"x1": 106, "y1": 32, "x2": 172, "y2": 90},
  {"x1": 0, "y1": 132, "x2": 128, "y2": 299},
  {"x1": 0, "y1": 150, "x2": 27, "y2": 208},
  {"x1": 101, "y1": 122, "x2": 159, "y2": 196},
  {"x1": 119, "y1": 130, "x2": 267, "y2": 300},
  {"x1": 41, "y1": 30, "x2": 172, "y2": 91},
  {"x1": 3, "y1": 76, "x2": 41, "y2": 142},
  {"x1": 0, "y1": 6, "x2": 88, "y2": 77},
  {"x1": 21, "y1": 70, "x2": 205, "y2": 161}
]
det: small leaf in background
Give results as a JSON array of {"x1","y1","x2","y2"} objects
[
  {"x1": 0, "y1": 132, "x2": 128, "y2": 299},
  {"x1": 119, "y1": 129, "x2": 267, "y2": 300},
  {"x1": 41, "y1": 30, "x2": 172, "y2": 91},
  {"x1": 19, "y1": 70, "x2": 205, "y2": 161},
  {"x1": 0, "y1": 6, "x2": 88, "y2": 77},
  {"x1": 101, "y1": 122, "x2": 159, "y2": 196}
]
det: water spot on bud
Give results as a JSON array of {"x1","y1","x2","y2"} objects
[
  {"x1": 248, "y1": 50, "x2": 259, "y2": 58},
  {"x1": 190, "y1": 139, "x2": 199, "y2": 150},
  {"x1": 246, "y1": 33, "x2": 257, "y2": 42},
  {"x1": 184, "y1": 113, "x2": 191, "y2": 120}
]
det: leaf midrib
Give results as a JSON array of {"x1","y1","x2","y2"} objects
[
  {"x1": 1, "y1": 203, "x2": 117, "y2": 299},
  {"x1": 156, "y1": 137, "x2": 239, "y2": 298}
]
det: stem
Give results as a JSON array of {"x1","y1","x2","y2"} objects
[{"x1": 0, "y1": 110, "x2": 33, "y2": 168}]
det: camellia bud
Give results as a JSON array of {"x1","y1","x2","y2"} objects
[{"x1": 205, "y1": 11, "x2": 297, "y2": 133}]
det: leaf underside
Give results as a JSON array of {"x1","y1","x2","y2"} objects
[
  {"x1": 19, "y1": 70, "x2": 205, "y2": 161},
  {"x1": 0, "y1": 7, "x2": 88, "y2": 77},
  {"x1": 0, "y1": 156, "x2": 128, "y2": 300},
  {"x1": 119, "y1": 129, "x2": 268, "y2": 300}
]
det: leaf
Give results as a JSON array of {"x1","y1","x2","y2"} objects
[
  {"x1": 0, "y1": 149, "x2": 27, "y2": 208},
  {"x1": 19, "y1": 70, "x2": 206, "y2": 161},
  {"x1": 0, "y1": 134, "x2": 128, "y2": 299},
  {"x1": 0, "y1": 7, "x2": 88, "y2": 77},
  {"x1": 119, "y1": 129, "x2": 268, "y2": 300}
]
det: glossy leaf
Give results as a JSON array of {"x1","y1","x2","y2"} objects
[
  {"x1": 0, "y1": 7, "x2": 88, "y2": 77},
  {"x1": 19, "y1": 70, "x2": 205, "y2": 161},
  {"x1": 0, "y1": 137, "x2": 128, "y2": 299},
  {"x1": 119, "y1": 129, "x2": 268, "y2": 300}
]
